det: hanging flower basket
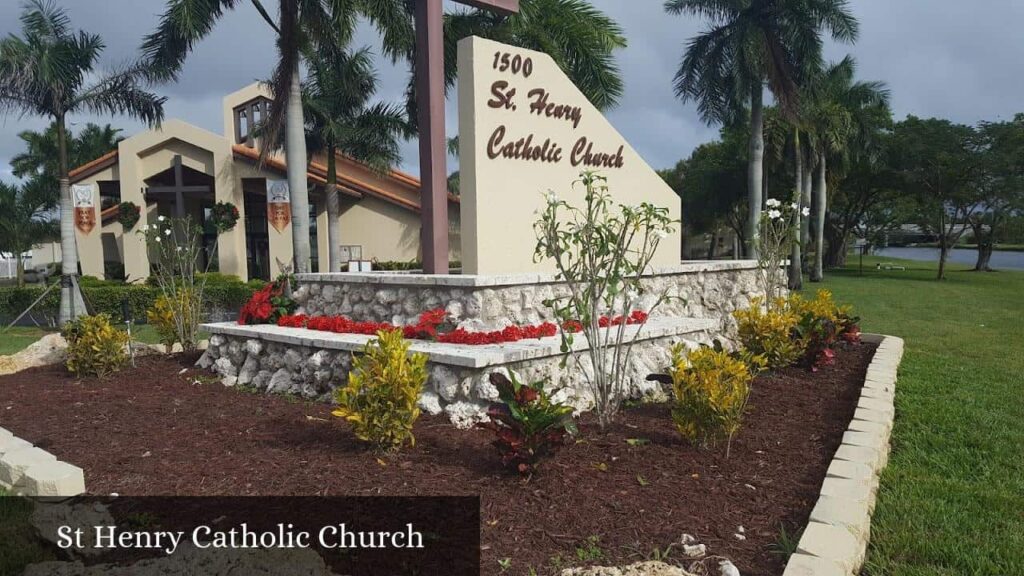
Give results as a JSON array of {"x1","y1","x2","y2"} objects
[
  {"x1": 117, "y1": 201, "x2": 141, "y2": 230},
  {"x1": 209, "y1": 201, "x2": 240, "y2": 233}
]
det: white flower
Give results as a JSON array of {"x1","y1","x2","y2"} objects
[
  {"x1": 655, "y1": 229, "x2": 669, "y2": 239},
  {"x1": 158, "y1": 215, "x2": 166, "y2": 222},
  {"x1": 790, "y1": 202, "x2": 799, "y2": 210},
  {"x1": 765, "y1": 198, "x2": 781, "y2": 208},
  {"x1": 155, "y1": 236, "x2": 162, "y2": 242},
  {"x1": 176, "y1": 246, "x2": 182, "y2": 252},
  {"x1": 544, "y1": 191, "x2": 559, "y2": 205},
  {"x1": 768, "y1": 209, "x2": 782, "y2": 220},
  {"x1": 802, "y1": 207, "x2": 811, "y2": 217},
  {"x1": 164, "y1": 229, "x2": 172, "y2": 236}
]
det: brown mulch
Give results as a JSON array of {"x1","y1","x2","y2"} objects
[{"x1": 0, "y1": 343, "x2": 875, "y2": 576}]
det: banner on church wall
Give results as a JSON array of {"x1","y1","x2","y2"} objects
[
  {"x1": 266, "y1": 180, "x2": 291, "y2": 233},
  {"x1": 72, "y1": 183, "x2": 97, "y2": 235}
]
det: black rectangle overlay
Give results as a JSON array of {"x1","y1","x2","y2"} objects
[{"x1": 4, "y1": 496, "x2": 479, "y2": 576}]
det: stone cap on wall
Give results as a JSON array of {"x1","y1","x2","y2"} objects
[
  {"x1": 202, "y1": 317, "x2": 716, "y2": 369},
  {"x1": 295, "y1": 260, "x2": 759, "y2": 288}
]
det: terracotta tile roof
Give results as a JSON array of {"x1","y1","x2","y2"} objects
[
  {"x1": 232, "y1": 145, "x2": 460, "y2": 214},
  {"x1": 68, "y1": 144, "x2": 459, "y2": 216},
  {"x1": 69, "y1": 150, "x2": 118, "y2": 183}
]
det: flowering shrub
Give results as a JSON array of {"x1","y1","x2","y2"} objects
[
  {"x1": 62, "y1": 314, "x2": 129, "y2": 377},
  {"x1": 274, "y1": 309, "x2": 649, "y2": 346},
  {"x1": 535, "y1": 172, "x2": 676, "y2": 430},
  {"x1": 756, "y1": 198, "x2": 805, "y2": 303},
  {"x1": 733, "y1": 297, "x2": 803, "y2": 369},
  {"x1": 789, "y1": 290, "x2": 860, "y2": 370},
  {"x1": 209, "y1": 201, "x2": 240, "y2": 232},
  {"x1": 668, "y1": 342, "x2": 762, "y2": 455},
  {"x1": 478, "y1": 372, "x2": 577, "y2": 476},
  {"x1": 332, "y1": 329, "x2": 428, "y2": 452},
  {"x1": 138, "y1": 216, "x2": 211, "y2": 351},
  {"x1": 238, "y1": 277, "x2": 295, "y2": 325}
]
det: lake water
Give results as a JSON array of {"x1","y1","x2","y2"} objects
[{"x1": 875, "y1": 247, "x2": 1024, "y2": 270}]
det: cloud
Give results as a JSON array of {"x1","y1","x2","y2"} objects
[{"x1": 2, "y1": 0, "x2": 1023, "y2": 180}]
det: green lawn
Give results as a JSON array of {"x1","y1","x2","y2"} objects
[
  {"x1": 811, "y1": 256, "x2": 1024, "y2": 576},
  {"x1": 1, "y1": 324, "x2": 174, "y2": 356}
]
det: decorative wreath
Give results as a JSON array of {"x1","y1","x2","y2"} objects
[
  {"x1": 209, "y1": 201, "x2": 240, "y2": 233},
  {"x1": 117, "y1": 201, "x2": 141, "y2": 230}
]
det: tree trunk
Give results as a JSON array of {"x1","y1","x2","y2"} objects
[
  {"x1": 937, "y1": 239, "x2": 949, "y2": 280},
  {"x1": 974, "y1": 241, "x2": 993, "y2": 271},
  {"x1": 16, "y1": 257, "x2": 25, "y2": 288},
  {"x1": 325, "y1": 146, "x2": 343, "y2": 273},
  {"x1": 708, "y1": 227, "x2": 718, "y2": 260},
  {"x1": 285, "y1": 65, "x2": 311, "y2": 275},
  {"x1": 800, "y1": 147, "x2": 813, "y2": 273},
  {"x1": 788, "y1": 130, "x2": 803, "y2": 290},
  {"x1": 746, "y1": 86, "x2": 765, "y2": 260},
  {"x1": 824, "y1": 220, "x2": 848, "y2": 268},
  {"x1": 810, "y1": 151, "x2": 827, "y2": 282},
  {"x1": 56, "y1": 115, "x2": 86, "y2": 325}
]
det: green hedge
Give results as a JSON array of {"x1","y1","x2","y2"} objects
[{"x1": 0, "y1": 276, "x2": 264, "y2": 325}]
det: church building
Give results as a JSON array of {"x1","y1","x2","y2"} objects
[{"x1": 67, "y1": 83, "x2": 460, "y2": 282}]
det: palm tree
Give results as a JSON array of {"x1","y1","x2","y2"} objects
[
  {"x1": 302, "y1": 47, "x2": 408, "y2": 272},
  {"x1": 0, "y1": 0, "x2": 165, "y2": 324},
  {"x1": 0, "y1": 180, "x2": 58, "y2": 287},
  {"x1": 803, "y1": 56, "x2": 889, "y2": 281},
  {"x1": 12, "y1": 122, "x2": 124, "y2": 202},
  {"x1": 665, "y1": 0, "x2": 858, "y2": 259}
]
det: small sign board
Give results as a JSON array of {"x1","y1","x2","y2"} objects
[{"x1": 266, "y1": 180, "x2": 291, "y2": 233}]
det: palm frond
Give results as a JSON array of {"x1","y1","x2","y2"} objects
[{"x1": 140, "y1": 0, "x2": 240, "y2": 81}]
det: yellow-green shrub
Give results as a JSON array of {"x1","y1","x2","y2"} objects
[
  {"x1": 333, "y1": 329, "x2": 428, "y2": 451},
  {"x1": 668, "y1": 343, "x2": 759, "y2": 454},
  {"x1": 62, "y1": 314, "x2": 129, "y2": 377},
  {"x1": 146, "y1": 294, "x2": 177, "y2": 349},
  {"x1": 733, "y1": 297, "x2": 802, "y2": 369}
]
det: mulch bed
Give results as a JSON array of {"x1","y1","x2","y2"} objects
[{"x1": 0, "y1": 343, "x2": 875, "y2": 576}]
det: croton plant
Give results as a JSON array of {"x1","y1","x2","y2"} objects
[{"x1": 478, "y1": 372, "x2": 577, "y2": 476}]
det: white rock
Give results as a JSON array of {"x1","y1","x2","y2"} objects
[
  {"x1": 0, "y1": 333, "x2": 67, "y2": 376},
  {"x1": 267, "y1": 369, "x2": 294, "y2": 394},
  {"x1": 213, "y1": 357, "x2": 236, "y2": 377},
  {"x1": 681, "y1": 543, "x2": 706, "y2": 558},
  {"x1": 432, "y1": 365, "x2": 462, "y2": 402},
  {"x1": 719, "y1": 560, "x2": 741, "y2": 576},
  {"x1": 0, "y1": 446, "x2": 57, "y2": 486},
  {"x1": 209, "y1": 334, "x2": 225, "y2": 347},
  {"x1": 418, "y1": 391, "x2": 444, "y2": 416},
  {"x1": 195, "y1": 351, "x2": 214, "y2": 369},
  {"x1": 244, "y1": 339, "x2": 263, "y2": 356},
  {"x1": 221, "y1": 375, "x2": 238, "y2": 387},
  {"x1": 237, "y1": 355, "x2": 259, "y2": 385},
  {"x1": 444, "y1": 401, "x2": 488, "y2": 429}
]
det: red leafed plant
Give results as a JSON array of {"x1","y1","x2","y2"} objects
[
  {"x1": 238, "y1": 278, "x2": 295, "y2": 325},
  {"x1": 478, "y1": 372, "x2": 577, "y2": 476}
]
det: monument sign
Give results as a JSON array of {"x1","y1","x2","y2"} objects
[{"x1": 457, "y1": 36, "x2": 682, "y2": 275}]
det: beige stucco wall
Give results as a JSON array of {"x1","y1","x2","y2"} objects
[
  {"x1": 458, "y1": 36, "x2": 682, "y2": 275},
  {"x1": 113, "y1": 119, "x2": 248, "y2": 281},
  {"x1": 337, "y1": 195, "x2": 461, "y2": 264}
]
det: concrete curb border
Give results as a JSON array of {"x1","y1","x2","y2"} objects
[
  {"x1": 782, "y1": 333, "x2": 904, "y2": 576},
  {"x1": 0, "y1": 427, "x2": 85, "y2": 497}
]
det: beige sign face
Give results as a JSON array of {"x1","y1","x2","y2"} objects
[{"x1": 457, "y1": 36, "x2": 681, "y2": 275}]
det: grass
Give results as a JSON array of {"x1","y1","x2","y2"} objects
[
  {"x1": 808, "y1": 255, "x2": 1024, "y2": 575},
  {"x1": 0, "y1": 324, "x2": 203, "y2": 356}
]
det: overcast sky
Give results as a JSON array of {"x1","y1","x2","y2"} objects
[{"x1": 2, "y1": 0, "x2": 1023, "y2": 183}]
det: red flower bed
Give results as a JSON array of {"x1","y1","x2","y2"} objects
[
  {"x1": 238, "y1": 280, "x2": 295, "y2": 325},
  {"x1": 272, "y1": 309, "x2": 651, "y2": 346}
]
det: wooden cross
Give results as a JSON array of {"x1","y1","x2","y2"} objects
[
  {"x1": 414, "y1": 0, "x2": 519, "y2": 274},
  {"x1": 145, "y1": 155, "x2": 210, "y2": 218}
]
